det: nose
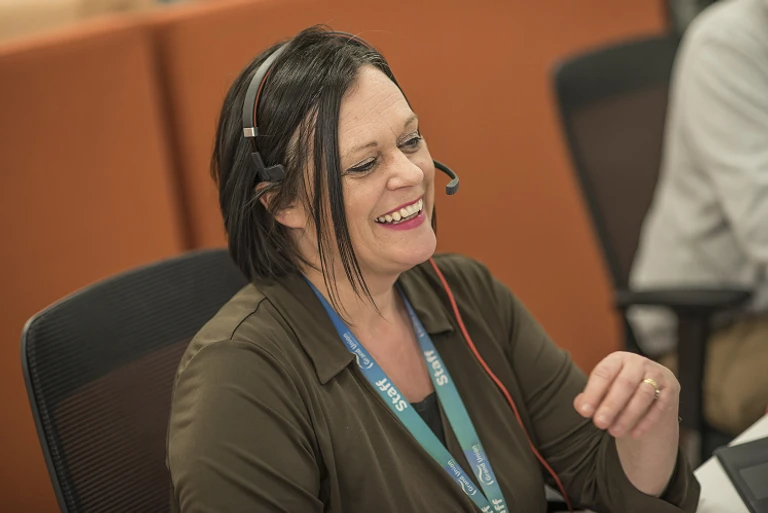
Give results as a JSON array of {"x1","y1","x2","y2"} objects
[{"x1": 386, "y1": 152, "x2": 424, "y2": 190}]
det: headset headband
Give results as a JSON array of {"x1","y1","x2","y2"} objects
[{"x1": 241, "y1": 31, "x2": 374, "y2": 184}]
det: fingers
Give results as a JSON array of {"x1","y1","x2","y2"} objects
[
  {"x1": 591, "y1": 361, "x2": 645, "y2": 430},
  {"x1": 607, "y1": 375, "x2": 661, "y2": 437},
  {"x1": 630, "y1": 379, "x2": 679, "y2": 438},
  {"x1": 577, "y1": 352, "x2": 681, "y2": 438},
  {"x1": 576, "y1": 352, "x2": 624, "y2": 418}
]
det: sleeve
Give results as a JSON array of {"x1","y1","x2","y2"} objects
[
  {"x1": 677, "y1": 31, "x2": 768, "y2": 264},
  {"x1": 167, "y1": 340, "x2": 323, "y2": 513},
  {"x1": 492, "y1": 277, "x2": 701, "y2": 512}
]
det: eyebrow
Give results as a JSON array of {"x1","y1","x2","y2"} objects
[{"x1": 342, "y1": 113, "x2": 419, "y2": 160}]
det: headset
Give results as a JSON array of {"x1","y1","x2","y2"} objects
[
  {"x1": 241, "y1": 32, "x2": 459, "y2": 195},
  {"x1": 241, "y1": 30, "x2": 572, "y2": 512}
]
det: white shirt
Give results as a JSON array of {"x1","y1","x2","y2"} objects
[{"x1": 628, "y1": 0, "x2": 768, "y2": 355}]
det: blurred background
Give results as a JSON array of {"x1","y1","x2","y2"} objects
[{"x1": 0, "y1": 0, "x2": 723, "y2": 510}]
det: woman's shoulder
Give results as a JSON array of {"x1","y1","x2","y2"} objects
[
  {"x1": 175, "y1": 283, "x2": 296, "y2": 381},
  {"x1": 411, "y1": 253, "x2": 497, "y2": 295},
  {"x1": 408, "y1": 253, "x2": 531, "y2": 332},
  {"x1": 406, "y1": 253, "x2": 518, "y2": 327}
]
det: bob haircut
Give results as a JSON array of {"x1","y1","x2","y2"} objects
[{"x1": 212, "y1": 25, "x2": 420, "y2": 315}]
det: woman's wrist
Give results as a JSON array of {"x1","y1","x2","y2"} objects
[{"x1": 615, "y1": 407, "x2": 680, "y2": 496}]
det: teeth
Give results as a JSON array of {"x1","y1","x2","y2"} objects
[{"x1": 376, "y1": 199, "x2": 424, "y2": 224}]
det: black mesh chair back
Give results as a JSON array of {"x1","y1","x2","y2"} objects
[
  {"x1": 21, "y1": 249, "x2": 247, "y2": 513},
  {"x1": 553, "y1": 36, "x2": 754, "y2": 465},
  {"x1": 553, "y1": 35, "x2": 680, "y2": 290}
]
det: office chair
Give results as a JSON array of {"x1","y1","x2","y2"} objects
[
  {"x1": 552, "y1": 34, "x2": 752, "y2": 465},
  {"x1": 21, "y1": 249, "x2": 247, "y2": 512}
]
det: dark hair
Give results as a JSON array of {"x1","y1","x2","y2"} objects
[{"x1": 211, "y1": 25, "x2": 407, "y2": 315}]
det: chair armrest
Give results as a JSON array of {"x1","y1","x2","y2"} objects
[{"x1": 615, "y1": 287, "x2": 752, "y2": 315}]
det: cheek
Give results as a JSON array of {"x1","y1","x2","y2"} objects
[{"x1": 341, "y1": 179, "x2": 381, "y2": 235}]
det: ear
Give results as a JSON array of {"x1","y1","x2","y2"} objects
[{"x1": 256, "y1": 183, "x2": 307, "y2": 230}]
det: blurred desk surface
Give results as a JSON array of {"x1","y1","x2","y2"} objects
[{"x1": 695, "y1": 414, "x2": 768, "y2": 513}]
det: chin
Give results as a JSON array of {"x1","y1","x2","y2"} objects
[{"x1": 393, "y1": 234, "x2": 437, "y2": 271}]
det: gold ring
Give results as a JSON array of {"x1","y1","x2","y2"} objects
[{"x1": 643, "y1": 378, "x2": 661, "y2": 400}]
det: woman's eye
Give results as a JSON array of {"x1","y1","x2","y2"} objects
[
  {"x1": 349, "y1": 159, "x2": 377, "y2": 173},
  {"x1": 346, "y1": 134, "x2": 421, "y2": 174},
  {"x1": 402, "y1": 135, "x2": 422, "y2": 150}
]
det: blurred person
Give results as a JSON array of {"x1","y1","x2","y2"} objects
[
  {"x1": 166, "y1": 26, "x2": 699, "y2": 512},
  {"x1": 629, "y1": 0, "x2": 768, "y2": 436}
]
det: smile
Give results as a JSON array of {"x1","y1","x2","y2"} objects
[{"x1": 375, "y1": 198, "x2": 424, "y2": 225}]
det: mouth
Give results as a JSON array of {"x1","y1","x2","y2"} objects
[{"x1": 375, "y1": 197, "x2": 424, "y2": 225}]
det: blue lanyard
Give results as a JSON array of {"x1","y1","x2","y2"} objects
[{"x1": 306, "y1": 279, "x2": 508, "y2": 513}]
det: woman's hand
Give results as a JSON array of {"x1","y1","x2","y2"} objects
[{"x1": 574, "y1": 351, "x2": 680, "y2": 439}]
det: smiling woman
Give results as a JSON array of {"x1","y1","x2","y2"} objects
[
  {"x1": 211, "y1": 29, "x2": 436, "y2": 318},
  {"x1": 166, "y1": 25, "x2": 701, "y2": 513}
]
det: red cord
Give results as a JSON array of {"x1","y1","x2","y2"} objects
[{"x1": 429, "y1": 258, "x2": 574, "y2": 513}]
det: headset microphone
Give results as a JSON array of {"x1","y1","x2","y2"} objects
[{"x1": 433, "y1": 160, "x2": 459, "y2": 195}]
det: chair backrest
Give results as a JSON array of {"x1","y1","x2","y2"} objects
[
  {"x1": 21, "y1": 249, "x2": 247, "y2": 513},
  {"x1": 0, "y1": 18, "x2": 185, "y2": 510},
  {"x1": 553, "y1": 35, "x2": 680, "y2": 289}
]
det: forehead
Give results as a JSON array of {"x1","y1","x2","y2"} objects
[{"x1": 338, "y1": 66, "x2": 413, "y2": 138}]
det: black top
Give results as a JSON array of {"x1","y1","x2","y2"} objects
[{"x1": 410, "y1": 391, "x2": 445, "y2": 444}]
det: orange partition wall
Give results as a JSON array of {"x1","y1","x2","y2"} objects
[
  {"x1": 160, "y1": 0, "x2": 666, "y2": 370},
  {"x1": 0, "y1": 20, "x2": 184, "y2": 511}
]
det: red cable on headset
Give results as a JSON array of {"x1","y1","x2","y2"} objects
[{"x1": 428, "y1": 257, "x2": 574, "y2": 513}]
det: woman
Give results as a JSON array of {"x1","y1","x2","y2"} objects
[{"x1": 167, "y1": 26, "x2": 700, "y2": 512}]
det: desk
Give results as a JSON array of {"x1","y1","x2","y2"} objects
[{"x1": 695, "y1": 415, "x2": 768, "y2": 512}]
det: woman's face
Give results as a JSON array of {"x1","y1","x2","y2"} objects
[
  {"x1": 335, "y1": 65, "x2": 437, "y2": 278},
  {"x1": 285, "y1": 65, "x2": 437, "y2": 280}
]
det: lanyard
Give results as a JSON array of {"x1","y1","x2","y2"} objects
[{"x1": 306, "y1": 279, "x2": 508, "y2": 513}]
